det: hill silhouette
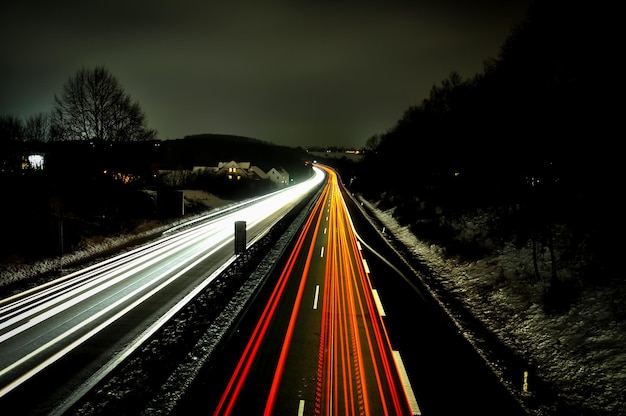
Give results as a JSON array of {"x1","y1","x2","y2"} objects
[{"x1": 159, "y1": 134, "x2": 310, "y2": 181}]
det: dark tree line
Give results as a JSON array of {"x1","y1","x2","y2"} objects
[
  {"x1": 1, "y1": 66, "x2": 156, "y2": 174},
  {"x1": 0, "y1": 67, "x2": 158, "y2": 265},
  {"x1": 350, "y1": 0, "x2": 619, "y2": 297}
]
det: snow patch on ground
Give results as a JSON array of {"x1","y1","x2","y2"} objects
[{"x1": 360, "y1": 198, "x2": 626, "y2": 415}]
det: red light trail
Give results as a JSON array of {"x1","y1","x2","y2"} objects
[{"x1": 212, "y1": 165, "x2": 417, "y2": 415}]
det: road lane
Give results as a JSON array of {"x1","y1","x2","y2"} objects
[
  {"x1": 309, "y1": 167, "x2": 413, "y2": 416},
  {"x1": 178, "y1": 163, "x2": 530, "y2": 416},
  {"x1": 0, "y1": 168, "x2": 325, "y2": 414},
  {"x1": 339, "y1": 177, "x2": 530, "y2": 415},
  {"x1": 209, "y1": 170, "x2": 332, "y2": 415},
  {"x1": 207, "y1": 165, "x2": 417, "y2": 416}
]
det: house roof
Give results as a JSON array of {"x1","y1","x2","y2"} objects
[
  {"x1": 248, "y1": 165, "x2": 268, "y2": 179},
  {"x1": 217, "y1": 160, "x2": 250, "y2": 169}
]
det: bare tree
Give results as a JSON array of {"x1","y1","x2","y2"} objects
[
  {"x1": 52, "y1": 66, "x2": 156, "y2": 142},
  {"x1": 23, "y1": 112, "x2": 51, "y2": 142},
  {"x1": 0, "y1": 115, "x2": 24, "y2": 172},
  {"x1": 0, "y1": 114, "x2": 23, "y2": 143}
]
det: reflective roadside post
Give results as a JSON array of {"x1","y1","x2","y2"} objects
[
  {"x1": 234, "y1": 221, "x2": 246, "y2": 277},
  {"x1": 234, "y1": 221, "x2": 246, "y2": 256}
]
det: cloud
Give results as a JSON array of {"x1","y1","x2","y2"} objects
[{"x1": 1, "y1": 1, "x2": 533, "y2": 147}]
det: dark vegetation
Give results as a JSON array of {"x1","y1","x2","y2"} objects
[
  {"x1": 0, "y1": 134, "x2": 311, "y2": 268},
  {"x1": 331, "y1": 0, "x2": 619, "y2": 313}
]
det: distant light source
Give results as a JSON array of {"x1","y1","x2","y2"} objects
[{"x1": 28, "y1": 154, "x2": 44, "y2": 170}]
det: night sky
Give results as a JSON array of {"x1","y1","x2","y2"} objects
[{"x1": 1, "y1": 1, "x2": 532, "y2": 148}]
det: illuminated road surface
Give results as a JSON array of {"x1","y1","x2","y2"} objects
[
  {"x1": 174, "y1": 165, "x2": 530, "y2": 416},
  {"x1": 207, "y1": 165, "x2": 420, "y2": 416},
  {"x1": 0, "y1": 168, "x2": 325, "y2": 414}
]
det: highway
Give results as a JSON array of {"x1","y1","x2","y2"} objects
[
  {"x1": 176, "y1": 165, "x2": 420, "y2": 415},
  {"x1": 0, "y1": 167, "x2": 325, "y2": 415},
  {"x1": 175, "y1": 164, "x2": 530, "y2": 416},
  {"x1": 1, "y1": 162, "x2": 530, "y2": 415}
]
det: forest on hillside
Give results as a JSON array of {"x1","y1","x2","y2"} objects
[{"x1": 337, "y1": 0, "x2": 620, "y2": 311}]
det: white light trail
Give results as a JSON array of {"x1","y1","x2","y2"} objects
[{"x1": 0, "y1": 167, "x2": 327, "y2": 398}]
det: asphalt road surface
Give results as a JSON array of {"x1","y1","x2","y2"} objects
[{"x1": 174, "y1": 164, "x2": 529, "y2": 416}]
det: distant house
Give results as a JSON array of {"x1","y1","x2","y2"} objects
[
  {"x1": 248, "y1": 165, "x2": 269, "y2": 181},
  {"x1": 192, "y1": 161, "x2": 250, "y2": 179},
  {"x1": 214, "y1": 160, "x2": 248, "y2": 181},
  {"x1": 267, "y1": 167, "x2": 290, "y2": 187},
  {"x1": 179, "y1": 160, "x2": 289, "y2": 188}
]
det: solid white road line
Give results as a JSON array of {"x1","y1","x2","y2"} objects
[
  {"x1": 362, "y1": 258, "x2": 370, "y2": 274},
  {"x1": 372, "y1": 289, "x2": 386, "y2": 317},
  {"x1": 313, "y1": 285, "x2": 320, "y2": 310},
  {"x1": 392, "y1": 350, "x2": 422, "y2": 416}
]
